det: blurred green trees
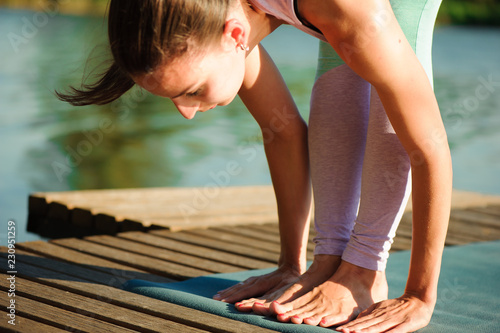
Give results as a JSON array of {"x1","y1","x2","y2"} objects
[
  {"x1": 1, "y1": 0, "x2": 499, "y2": 25},
  {"x1": 438, "y1": 0, "x2": 500, "y2": 25}
]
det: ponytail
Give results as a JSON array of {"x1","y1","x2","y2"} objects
[{"x1": 56, "y1": 62, "x2": 134, "y2": 106}]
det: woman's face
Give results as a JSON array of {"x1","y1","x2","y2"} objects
[{"x1": 134, "y1": 44, "x2": 247, "y2": 119}]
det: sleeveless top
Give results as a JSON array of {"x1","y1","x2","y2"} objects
[{"x1": 250, "y1": 0, "x2": 327, "y2": 42}]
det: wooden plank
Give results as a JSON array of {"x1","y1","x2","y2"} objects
[
  {"x1": 27, "y1": 194, "x2": 49, "y2": 232},
  {"x1": 452, "y1": 208, "x2": 500, "y2": 229},
  {"x1": 0, "y1": 309, "x2": 69, "y2": 333},
  {"x1": 118, "y1": 231, "x2": 272, "y2": 270},
  {"x1": 72, "y1": 203, "x2": 276, "y2": 219},
  {"x1": 394, "y1": 215, "x2": 487, "y2": 246},
  {"x1": 29, "y1": 187, "x2": 500, "y2": 234},
  {"x1": 0, "y1": 251, "x2": 277, "y2": 333},
  {"x1": 150, "y1": 213, "x2": 278, "y2": 231},
  {"x1": 150, "y1": 229, "x2": 279, "y2": 264},
  {"x1": 467, "y1": 205, "x2": 500, "y2": 220},
  {"x1": 30, "y1": 186, "x2": 280, "y2": 230},
  {"x1": 391, "y1": 235, "x2": 412, "y2": 252},
  {"x1": 46, "y1": 201, "x2": 71, "y2": 222},
  {"x1": 16, "y1": 241, "x2": 173, "y2": 284},
  {"x1": 211, "y1": 226, "x2": 316, "y2": 253},
  {"x1": 35, "y1": 185, "x2": 276, "y2": 206},
  {"x1": 71, "y1": 207, "x2": 94, "y2": 228},
  {"x1": 448, "y1": 214, "x2": 500, "y2": 241},
  {"x1": 0, "y1": 287, "x2": 139, "y2": 333},
  {"x1": 211, "y1": 225, "x2": 283, "y2": 243},
  {"x1": 247, "y1": 224, "x2": 280, "y2": 235},
  {"x1": 86, "y1": 234, "x2": 242, "y2": 273},
  {"x1": 51, "y1": 238, "x2": 211, "y2": 280},
  {"x1": 246, "y1": 223, "x2": 318, "y2": 245},
  {"x1": 187, "y1": 229, "x2": 281, "y2": 254},
  {"x1": 6, "y1": 247, "x2": 132, "y2": 288},
  {"x1": 0, "y1": 276, "x2": 208, "y2": 333}
]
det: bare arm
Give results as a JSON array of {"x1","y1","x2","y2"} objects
[
  {"x1": 241, "y1": 44, "x2": 312, "y2": 271},
  {"x1": 214, "y1": 43, "x2": 312, "y2": 303},
  {"x1": 299, "y1": 0, "x2": 452, "y2": 330}
]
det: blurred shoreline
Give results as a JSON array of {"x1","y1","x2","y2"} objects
[
  {"x1": 0, "y1": 0, "x2": 108, "y2": 17},
  {"x1": 1, "y1": 0, "x2": 499, "y2": 25}
]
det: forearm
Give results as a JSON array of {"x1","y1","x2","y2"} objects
[
  {"x1": 406, "y1": 151, "x2": 452, "y2": 304},
  {"x1": 263, "y1": 120, "x2": 312, "y2": 272}
]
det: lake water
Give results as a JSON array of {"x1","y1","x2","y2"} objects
[{"x1": 1, "y1": 9, "x2": 499, "y2": 243}]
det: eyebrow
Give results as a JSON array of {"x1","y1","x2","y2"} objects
[
  {"x1": 170, "y1": 82, "x2": 200, "y2": 99},
  {"x1": 171, "y1": 88, "x2": 190, "y2": 99}
]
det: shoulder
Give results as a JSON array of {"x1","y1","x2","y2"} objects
[{"x1": 297, "y1": 0, "x2": 385, "y2": 34}]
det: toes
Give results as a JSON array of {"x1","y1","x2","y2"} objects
[
  {"x1": 319, "y1": 314, "x2": 352, "y2": 328},
  {"x1": 234, "y1": 302, "x2": 253, "y2": 312},
  {"x1": 291, "y1": 315, "x2": 304, "y2": 325},
  {"x1": 303, "y1": 316, "x2": 322, "y2": 326},
  {"x1": 252, "y1": 302, "x2": 272, "y2": 315}
]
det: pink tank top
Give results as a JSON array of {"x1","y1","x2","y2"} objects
[{"x1": 250, "y1": 0, "x2": 327, "y2": 42}]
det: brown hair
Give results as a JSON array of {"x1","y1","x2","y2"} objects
[{"x1": 57, "y1": 0, "x2": 233, "y2": 106}]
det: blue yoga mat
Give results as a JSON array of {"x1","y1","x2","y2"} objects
[{"x1": 123, "y1": 241, "x2": 500, "y2": 332}]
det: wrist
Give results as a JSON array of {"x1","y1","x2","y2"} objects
[
  {"x1": 278, "y1": 254, "x2": 307, "y2": 275},
  {"x1": 403, "y1": 288, "x2": 437, "y2": 306}
]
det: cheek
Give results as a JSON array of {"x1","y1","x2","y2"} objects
[{"x1": 225, "y1": 60, "x2": 246, "y2": 95}]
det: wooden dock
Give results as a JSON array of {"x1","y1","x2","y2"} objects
[{"x1": 2, "y1": 186, "x2": 500, "y2": 332}]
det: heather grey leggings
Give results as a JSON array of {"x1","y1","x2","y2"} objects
[{"x1": 309, "y1": 0, "x2": 442, "y2": 271}]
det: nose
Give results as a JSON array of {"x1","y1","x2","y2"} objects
[{"x1": 172, "y1": 100, "x2": 198, "y2": 119}]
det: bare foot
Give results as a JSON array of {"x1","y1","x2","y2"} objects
[
  {"x1": 236, "y1": 255, "x2": 342, "y2": 315},
  {"x1": 271, "y1": 260, "x2": 388, "y2": 327}
]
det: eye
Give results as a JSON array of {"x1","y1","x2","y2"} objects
[{"x1": 186, "y1": 89, "x2": 201, "y2": 97}]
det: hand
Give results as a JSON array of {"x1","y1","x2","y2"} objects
[
  {"x1": 336, "y1": 294, "x2": 434, "y2": 333},
  {"x1": 213, "y1": 265, "x2": 302, "y2": 306}
]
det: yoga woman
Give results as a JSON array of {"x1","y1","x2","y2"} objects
[{"x1": 58, "y1": 1, "x2": 452, "y2": 331}]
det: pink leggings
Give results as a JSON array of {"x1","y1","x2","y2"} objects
[{"x1": 309, "y1": 0, "x2": 441, "y2": 271}]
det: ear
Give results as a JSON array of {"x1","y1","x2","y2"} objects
[{"x1": 221, "y1": 19, "x2": 247, "y2": 52}]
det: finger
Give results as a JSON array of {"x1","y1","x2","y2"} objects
[
  {"x1": 385, "y1": 321, "x2": 416, "y2": 333},
  {"x1": 215, "y1": 280, "x2": 270, "y2": 303},
  {"x1": 214, "y1": 282, "x2": 250, "y2": 298},
  {"x1": 354, "y1": 303, "x2": 378, "y2": 319},
  {"x1": 338, "y1": 310, "x2": 407, "y2": 333},
  {"x1": 339, "y1": 318, "x2": 393, "y2": 333},
  {"x1": 217, "y1": 276, "x2": 260, "y2": 295},
  {"x1": 337, "y1": 312, "x2": 385, "y2": 331}
]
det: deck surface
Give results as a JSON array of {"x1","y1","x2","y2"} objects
[{"x1": 2, "y1": 186, "x2": 500, "y2": 332}]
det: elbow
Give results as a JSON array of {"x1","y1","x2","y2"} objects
[{"x1": 408, "y1": 132, "x2": 453, "y2": 181}]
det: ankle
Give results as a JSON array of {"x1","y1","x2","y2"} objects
[
  {"x1": 308, "y1": 255, "x2": 341, "y2": 278},
  {"x1": 337, "y1": 260, "x2": 385, "y2": 287}
]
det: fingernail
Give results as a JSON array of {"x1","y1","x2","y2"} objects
[
  {"x1": 235, "y1": 302, "x2": 241, "y2": 306},
  {"x1": 254, "y1": 302, "x2": 264, "y2": 306},
  {"x1": 293, "y1": 315, "x2": 300, "y2": 319},
  {"x1": 273, "y1": 301, "x2": 281, "y2": 305}
]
